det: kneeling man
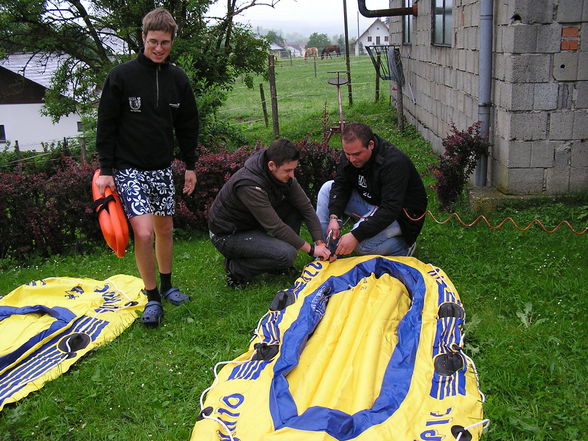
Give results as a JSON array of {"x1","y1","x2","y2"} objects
[
  {"x1": 208, "y1": 139, "x2": 330, "y2": 287},
  {"x1": 316, "y1": 122, "x2": 427, "y2": 257}
]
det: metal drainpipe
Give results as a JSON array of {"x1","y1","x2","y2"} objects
[
  {"x1": 357, "y1": 0, "x2": 418, "y2": 17},
  {"x1": 475, "y1": 0, "x2": 493, "y2": 187}
]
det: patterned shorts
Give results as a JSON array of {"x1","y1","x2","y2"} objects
[{"x1": 114, "y1": 167, "x2": 175, "y2": 218}]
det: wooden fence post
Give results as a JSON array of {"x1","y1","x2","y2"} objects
[
  {"x1": 396, "y1": 83, "x2": 405, "y2": 131},
  {"x1": 80, "y1": 137, "x2": 87, "y2": 165},
  {"x1": 375, "y1": 53, "x2": 381, "y2": 102},
  {"x1": 259, "y1": 83, "x2": 269, "y2": 128},
  {"x1": 14, "y1": 140, "x2": 21, "y2": 174},
  {"x1": 268, "y1": 54, "x2": 280, "y2": 138}
]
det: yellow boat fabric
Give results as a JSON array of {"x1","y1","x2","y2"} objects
[
  {"x1": 192, "y1": 256, "x2": 485, "y2": 441},
  {"x1": 0, "y1": 275, "x2": 145, "y2": 411}
]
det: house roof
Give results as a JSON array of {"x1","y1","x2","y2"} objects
[
  {"x1": 357, "y1": 18, "x2": 389, "y2": 41},
  {"x1": 0, "y1": 52, "x2": 68, "y2": 90},
  {"x1": 0, "y1": 31, "x2": 128, "y2": 94}
]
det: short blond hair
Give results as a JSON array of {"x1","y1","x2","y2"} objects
[{"x1": 142, "y1": 8, "x2": 177, "y2": 38}]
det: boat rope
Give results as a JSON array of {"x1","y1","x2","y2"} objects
[
  {"x1": 455, "y1": 419, "x2": 491, "y2": 441},
  {"x1": 198, "y1": 314, "x2": 272, "y2": 441},
  {"x1": 201, "y1": 414, "x2": 236, "y2": 441}
]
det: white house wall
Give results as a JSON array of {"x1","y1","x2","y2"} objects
[
  {"x1": 355, "y1": 20, "x2": 390, "y2": 55},
  {"x1": 0, "y1": 103, "x2": 81, "y2": 151}
]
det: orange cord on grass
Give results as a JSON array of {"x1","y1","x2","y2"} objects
[{"x1": 402, "y1": 209, "x2": 588, "y2": 235}]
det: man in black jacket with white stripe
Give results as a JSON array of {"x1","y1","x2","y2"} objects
[{"x1": 316, "y1": 122, "x2": 427, "y2": 257}]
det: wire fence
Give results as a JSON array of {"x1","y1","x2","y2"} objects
[
  {"x1": 0, "y1": 55, "x2": 387, "y2": 170},
  {"x1": 0, "y1": 136, "x2": 93, "y2": 172}
]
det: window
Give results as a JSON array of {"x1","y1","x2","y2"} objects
[
  {"x1": 367, "y1": 36, "x2": 372, "y2": 42},
  {"x1": 384, "y1": 35, "x2": 389, "y2": 42},
  {"x1": 376, "y1": 36, "x2": 381, "y2": 44},
  {"x1": 402, "y1": 0, "x2": 412, "y2": 44},
  {"x1": 433, "y1": 0, "x2": 453, "y2": 46},
  {"x1": 0, "y1": 125, "x2": 5, "y2": 143},
  {"x1": 77, "y1": 121, "x2": 83, "y2": 132}
]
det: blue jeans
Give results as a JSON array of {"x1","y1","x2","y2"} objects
[{"x1": 316, "y1": 180, "x2": 409, "y2": 256}]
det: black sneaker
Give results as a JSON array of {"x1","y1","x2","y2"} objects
[
  {"x1": 224, "y1": 258, "x2": 249, "y2": 289},
  {"x1": 226, "y1": 273, "x2": 250, "y2": 289},
  {"x1": 274, "y1": 266, "x2": 299, "y2": 284}
]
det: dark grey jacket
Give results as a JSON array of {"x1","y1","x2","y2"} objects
[{"x1": 208, "y1": 150, "x2": 322, "y2": 249}]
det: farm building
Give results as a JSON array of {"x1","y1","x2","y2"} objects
[
  {"x1": 354, "y1": 18, "x2": 391, "y2": 56},
  {"x1": 0, "y1": 53, "x2": 83, "y2": 151},
  {"x1": 385, "y1": 0, "x2": 587, "y2": 195}
]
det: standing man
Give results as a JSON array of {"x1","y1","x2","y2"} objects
[
  {"x1": 316, "y1": 122, "x2": 427, "y2": 257},
  {"x1": 208, "y1": 139, "x2": 331, "y2": 288},
  {"x1": 95, "y1": 8, "x2": 199, "y2": 326}
]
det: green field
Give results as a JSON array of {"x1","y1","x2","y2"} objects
[{"x1": 1, "y1": 55, "x2": 587, "y2": 441}]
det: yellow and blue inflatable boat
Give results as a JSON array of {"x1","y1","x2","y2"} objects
[
  {"x1": 192, "y1": 256, "x2": 487, "y2": 441},
  {"x1": 0, "y1": 275, "x2": 145, "y2": 411}
]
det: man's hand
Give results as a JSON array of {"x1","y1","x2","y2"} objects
[
  {"x1": 335, "y1": 232, "x2": 358, "y2": 255},
  {"x1": 95, "y1": 175, "x2": 115, "y2": 196},
  {"x1": 313, "y1": 243, "x2": 331, "y2": 261},
  {"x1": 327, "y1": 218, "x2": 341, "y2": 239},
  {"x1": 183, "y1": 170, "x2": 197, "y2": 195}
]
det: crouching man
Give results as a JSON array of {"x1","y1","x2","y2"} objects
[
  {"x1": 208, "y1": 139, "x2": 330, "y2": 288},
  {"x1": 316, "y1": 122, "x2": 427, "y2": 257}
]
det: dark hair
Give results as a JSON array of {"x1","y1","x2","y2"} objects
[
  {"x1": 266, "y1": 138, "x2": 300, "y2": 166},
  {"x1": 142, "y1": 8, "x2": 178, "y2": 38},
  {"x1": 342, "y1": 122, "x2": 374, "y2": 148}
]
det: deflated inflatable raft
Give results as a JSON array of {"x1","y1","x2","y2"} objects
[
  {"x1": 192, "y1": 256, "x2": 487, "y2": 441},
  {"x1": 0, "y1": 275, "x2": 145, "y2": 411}
]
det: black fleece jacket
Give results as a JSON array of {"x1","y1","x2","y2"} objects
[
  {"x1": 96, "y1": 51, "x2": 199, "y2": 175},
  {"x1": 329, "y1": 134, "x2": 428, "y2": 246}
]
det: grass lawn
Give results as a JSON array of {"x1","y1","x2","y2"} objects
[{"x1": 1, "y1": 55, "x2": 587, "y2": 441}]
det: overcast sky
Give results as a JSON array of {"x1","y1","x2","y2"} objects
[{"x1": 207, "y1": 0, "x2": 391, "y2": 41}]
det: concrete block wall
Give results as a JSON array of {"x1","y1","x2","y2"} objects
[
  {"x1": 388, "y1": 0, "x2": 588, "y2": 195},
  {"x1": 493, "y1": 0, "x2": 587, "y2": 194}
]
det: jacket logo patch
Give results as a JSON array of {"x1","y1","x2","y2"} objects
[
  {"x1": 358, "y1": 175, "x2": 368, "y2": 189},
  {"x1": 129, "y1": 97, "x2": 141, "y2": 112},
  {"x1": 169, "y1": 103, "x2": 180, "y2": 109},
  {"x1": 358, "y1": 175, "x2": 372, "y2": 199}
]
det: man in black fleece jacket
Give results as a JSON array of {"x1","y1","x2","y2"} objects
[
  {"x1": 95, "y1": 8, "x2": 199, "y2": 326},
  {"x1": 316, "y1": 122, "x2": 427, "y2": 257},
  {"x1": 208, "y1": 139, "x2": 331, "y2": 288}
]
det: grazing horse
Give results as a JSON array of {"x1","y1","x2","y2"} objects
[
  {"x1": 321, "y1": 45, "x2": 341, "y2": 59},
  {"x1": 304, "y1": 47, "x2": 318, "y2": 60}
]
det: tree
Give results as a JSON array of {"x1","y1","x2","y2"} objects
[
  {"x1": 0, "y1": 0, "x2": 279, "y2": 126},
  {"x1": 264, "y1": 29, "x2": 285, "y2": 47},
  {"x1": 306, "y1": 32, "x2": 330, "y2": 51}
]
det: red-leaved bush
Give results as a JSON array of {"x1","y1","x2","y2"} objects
[
  {"x1": 0, "y1": 157, "x2": 100, "y2": 258},
  {"x1": 430, "y1": 122, "x2": 488, "y2": 210},
  {"x1": 0, "y1": 141, "x2": 339, "y2": 259}
]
